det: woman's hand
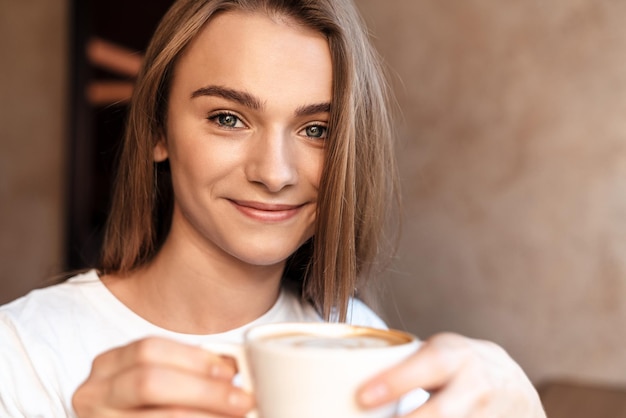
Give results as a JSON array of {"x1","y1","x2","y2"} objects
[
  {"x1": 72, "y1": 337, "x2": 254, "y2": 417},
  {"x1": 357, "y1": 333, "x2": 546, "y2": 417}
]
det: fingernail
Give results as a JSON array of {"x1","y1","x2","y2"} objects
[
  {"x1": 359, "y1": 382, "x2": 389, "y2": 406},
  {"x1": 209, "y1": 363, "x2": 225, "y2": 378},
  {"x1": 228, "y1": 390, "x2": 251, "y2": 408}
]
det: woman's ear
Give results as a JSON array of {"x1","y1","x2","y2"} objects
[{"x1": 153, "y1": 138, "x2": 169, "y2": 162}]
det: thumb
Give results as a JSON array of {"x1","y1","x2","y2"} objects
[{"x1": 357, "y1": 333, "x2": 469, "y2": 408}]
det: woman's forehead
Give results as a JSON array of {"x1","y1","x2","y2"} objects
[{"x1": 170, "y1": 10, "x2": 333, "y2": 108}]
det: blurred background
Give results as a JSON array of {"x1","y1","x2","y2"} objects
[{"x1": 2, "y1": 0, "x2": 626, "y2": 406}]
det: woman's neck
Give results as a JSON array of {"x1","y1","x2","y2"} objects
[{"x1": 101, "y1": 231, "x2": 285, "y2": 335}]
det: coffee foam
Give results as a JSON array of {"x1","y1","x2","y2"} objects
[{"x1": 260, "y1": 331, "x2": 405, "y2": 349}]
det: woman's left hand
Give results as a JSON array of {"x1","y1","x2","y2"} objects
[{"x1": 357, "y1": 332, "x2": 546, "y2": 417}]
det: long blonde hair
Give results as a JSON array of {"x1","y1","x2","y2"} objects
[{"x1": 99, "y1": 0, "x2": 399, "y2": 321}]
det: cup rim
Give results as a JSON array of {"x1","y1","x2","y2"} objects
[{"x1": 244, "y1": 322, "x2": 417, "y2": 349}]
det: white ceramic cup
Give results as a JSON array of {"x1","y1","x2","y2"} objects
[{"x1": 203, "y1": 322, "x2": 419, "y2": 418}]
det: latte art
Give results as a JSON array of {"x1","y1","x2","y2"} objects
[{"x1": 262, "y1": 332, "x2": 403, "y2": 349}]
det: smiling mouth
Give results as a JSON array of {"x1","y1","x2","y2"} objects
[{"x1": 229, "y1": 199, "x2": 305, "y2": 222}]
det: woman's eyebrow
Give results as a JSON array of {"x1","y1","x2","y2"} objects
[
  {"x1": 295, "y1": 102, "x2": 331, "y2": 117},
  {"x1": 190, "y1": 85, "x2": 330, "y2": 117},
  {"x1": 190, "y1": 85, "x2": 263, "y2": 110}
]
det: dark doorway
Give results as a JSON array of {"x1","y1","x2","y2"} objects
[{"x1": 66, "y1": 0, "x2": 175, "y2": 269}]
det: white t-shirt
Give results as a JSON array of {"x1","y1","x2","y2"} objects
[{"x1": 1, "y1": 270, "x2": 427, "y2": 417}]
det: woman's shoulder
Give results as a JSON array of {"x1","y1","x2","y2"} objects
[
  {"x1": 0, "y1": 270, "x2": 106, "y2": 416},
  {"x1": 0, "y1": 269, "x2": 100, "y2": 324}
]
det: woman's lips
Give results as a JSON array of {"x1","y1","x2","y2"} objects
[{"x1": 229, "y1": 200, "x2": 303, "y2": 222}]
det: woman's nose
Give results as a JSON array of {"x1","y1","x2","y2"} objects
[{"x1": 244, "y1": 129, "x2": 298, "y2": 192}]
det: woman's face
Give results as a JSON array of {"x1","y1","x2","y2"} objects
[{"x1": 155, "y1": 11, "x2": 332, "y2": 267}]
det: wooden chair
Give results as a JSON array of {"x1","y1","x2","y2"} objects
[{"x1": 539, "y1": 380, "x2": 626, "y2": 418}]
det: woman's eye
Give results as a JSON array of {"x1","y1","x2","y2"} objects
[
  {"x1": 209, "y1": 113, "x2": 245, "y2": 128},
  {"x1": 301, "y1": 124, "x2": 327, "y2": 139}
]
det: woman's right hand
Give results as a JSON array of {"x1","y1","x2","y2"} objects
[{"x1": 72, "y1": 337, "x2": 254, "y2": 417}]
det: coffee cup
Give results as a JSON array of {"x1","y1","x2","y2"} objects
[{"x1": 202, "y1": 322, "x2": 419, "y2": 418}]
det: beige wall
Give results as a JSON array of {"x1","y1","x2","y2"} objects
[
  {"x1": 0, "y1": 0, "x2": 68, "y2": 304},
  {"x1": 2, "y1": 0, "x2": 626, "y2": 389},
  {"x1": 356, "y1": 0, "x2": 626, "y2": 386}
]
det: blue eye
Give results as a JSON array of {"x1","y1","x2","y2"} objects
[
  {"x1": 302, "y1": 124, "x2": 327, "y2": 139},
  {"x1": 209, "y1": 113, "x2": 245, "y2": 128}
]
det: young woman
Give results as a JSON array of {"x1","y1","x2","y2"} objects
[{"x1": 0, "y1": 0, "x2": 546, "y2": 416}]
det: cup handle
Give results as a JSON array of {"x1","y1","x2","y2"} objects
[{"x1": 200, "y1": 342, "x2": 257, "y2": 418}]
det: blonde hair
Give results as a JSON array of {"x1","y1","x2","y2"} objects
[{"x1": 100, "y1": 0, "x2": 399, "y2": 321}]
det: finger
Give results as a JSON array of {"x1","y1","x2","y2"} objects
[
  {"x1": 125, "y1": 409, "x2": 249, "y2": 418},
  {"x1": 401, "y1": 376, "x2": 478, "y2": 418},
  {"x1": 123, "y1": 408, "x2": 239, "y2": 418},
  {"x1": 90, "y1": 337, "x2": 236, "y2": 381},
  {"x1": 107, "y1": 364, "x2": 254, "y2": 415},
  {"x1": 357, "y1": 333, "x2": 471, "y2": 408}
]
